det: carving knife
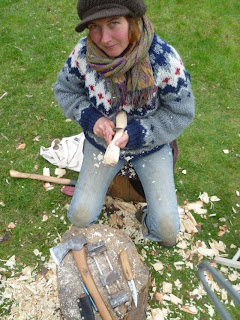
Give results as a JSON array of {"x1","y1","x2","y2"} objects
[{"x1": 119, "y1": 249, "x2": 138, "y2": 307}]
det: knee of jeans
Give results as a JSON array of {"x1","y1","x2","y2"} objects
[
  {"x1": 156, "y1": 213, "x2": 179, "y2": 243},
  {"x1": 67, "y1": 205, "x2": 96, "y2": 228}
]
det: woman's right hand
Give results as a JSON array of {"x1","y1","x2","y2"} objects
[{"x1": 93, "y1": 117, "x2": 115, "y2": 144}]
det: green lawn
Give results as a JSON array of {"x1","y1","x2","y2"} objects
[{"x1": 0, "y1": 0, "x2": 239, "y2": 319}]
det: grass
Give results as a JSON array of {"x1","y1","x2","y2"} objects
[{"x1": 0, "y1": 0, "x2": 239, "y2": 319}]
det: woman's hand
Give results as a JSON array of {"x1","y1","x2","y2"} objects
[
  {"x1": 115, "y1": 130, "x2": 129, "y2": 149},
  {"x1": 93, "y1": 117, "x2": 115, "y2": 144}
]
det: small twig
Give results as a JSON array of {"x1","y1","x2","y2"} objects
[
  {"x1": 1, "y1": 133, "x2": 9, "y2": 141},
  {"x1": 0, "y1": 92, "x2": 8, "y2": 100}
]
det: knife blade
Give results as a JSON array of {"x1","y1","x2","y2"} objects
[{"x1": 119, "y1": 249, "x2": 138, "y2": 307}]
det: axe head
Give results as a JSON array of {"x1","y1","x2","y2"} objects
[{"x1": 50, "y1": 233, "x2": 87, "y2": 266}]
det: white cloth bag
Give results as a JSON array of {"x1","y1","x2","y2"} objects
[{"x1": 40, "y1": 133, "x2": 85, "y2": 172}]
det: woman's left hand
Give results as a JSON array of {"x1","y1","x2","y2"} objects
[{"x1": 114, "y1": 131, "x2": 129, "y2": 149}]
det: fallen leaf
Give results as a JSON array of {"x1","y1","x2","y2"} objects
[
  {"x1": 42, "y1": 215, "x2": 49, "y2": 222},
  {"x1": 8, "y1": 222, "x2": 16, "y2": 229},
  {"x1": 155, "y1": 291, "x2": 164, "y2": 303},
  {"x1": 218, "y1": 225, "x2": 227, "y2": 237},
  {"x1": 16, "y1": 143, "x2": 26, "y2": 150},
  {"x1": 33, "y1": 136, "x2": 40, "y2": 142}
]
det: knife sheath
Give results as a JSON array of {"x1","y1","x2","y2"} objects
[{"x1": 77, "y1": 295, "x2": 95, "y2": 320}]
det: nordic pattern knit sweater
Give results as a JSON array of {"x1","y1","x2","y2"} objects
[{"x1": 54, "y1": 34, "x2": 195, "y2": 160}]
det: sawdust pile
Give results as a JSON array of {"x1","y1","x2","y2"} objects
[{"x1": 1, "y1": 192, "x2": 240, "y2": 320}]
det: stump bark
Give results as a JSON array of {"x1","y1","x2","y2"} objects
[{"x1": 57, "y1": 224, "x2": 150, "y2": 320}]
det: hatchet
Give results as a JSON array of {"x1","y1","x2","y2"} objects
[{"x1": 50, "y1": 233, "x2": 113, "y2": 320}]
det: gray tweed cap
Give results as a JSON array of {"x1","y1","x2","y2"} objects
[{"x1": 75, "y1": 0, "x2": 147, "y2": 32}]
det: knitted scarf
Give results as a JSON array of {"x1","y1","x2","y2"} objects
[{"x1": 86, "y1": 16, "x2": 156, "y2": 109}]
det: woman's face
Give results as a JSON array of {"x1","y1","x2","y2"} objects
[{"x1": 88, "y1": 16, "x2": 130, "y2": 57}]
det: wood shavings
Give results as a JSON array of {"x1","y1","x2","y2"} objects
[
  {"x1": 162, "y1": 282, "x2": 172, "y2": 293},
  {"x1": 33, "y1": 249, "x2": 41, "y2": 256},
  {"x1": 163, "y1": 293, "x2": 182, "y2": 305},
  {"x1": 54, "y1": 168, "x2": 66, "y2": 177},
  {"x1": 1, "y1": 259, "x2": 60, "y2": 319},
  {"x1": 199, "y1": 192, "x2": 209, "y2": 204},
  {"x1": 182, "y1": 305, "x2": 198, "y2": 315},
  {"x1": 228, "y1": 271, "x2": 240, "y2": 282},
  {"x1": 218, "y1": 225, "x2": 227, "y2": 237},
  {"x1": 43, "y1": 183, "x2": 54, "y2": 191},
  {"x1": 153, "y1": 261, "x2": 164, "y2": 272},
  {"x1": 2, "y1": 194, "x2": 238, "y2": 319},
  {"x1": 150, "y1": 307, "x2": 169, "y2": 319},
  {"x1": 4, "y1": 255, "x2": 16, "y2": 268},
  {"x1": 209, "y1": 240, "x2": 226, "y2": 253},
  {"x1": 43, "y1": 167, "x2": 50, "y2": 176},
  {"x1": 174, "y1": 279, "x2": 182, "y2": 290}
]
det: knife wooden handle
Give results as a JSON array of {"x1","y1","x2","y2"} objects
[{"x1": 119, "y1": 249, "x2": 133, "y2": 281}]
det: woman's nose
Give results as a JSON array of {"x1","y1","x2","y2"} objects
[{"x1": 100, "y1": 28, "x2": 112, "y2": 43}]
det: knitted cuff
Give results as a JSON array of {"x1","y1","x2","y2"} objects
[
  {"x1": 125, "y1": 120, "x2": 146, "y2": 149},
  {"x1": 79, "y1": 106, "x2": 103, "y2": 132}
]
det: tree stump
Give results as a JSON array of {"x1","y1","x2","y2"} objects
[{"x1": 57, "y1": 224, "x2": 150, "y2": 320}]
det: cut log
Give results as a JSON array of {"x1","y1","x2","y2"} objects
[{"x1": 57, "y1": 224, "x2": 150, "y2": 320}]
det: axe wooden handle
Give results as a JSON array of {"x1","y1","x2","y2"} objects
[
  {"x1": 72, "y1": 248, "x2": 113, "y2": 320},
  {"x1": 104, "y1": 111, "x2": 127, "y2": 166},
  {"x1": 10, "y1": 170, "x2": 76, "y2": 186}
]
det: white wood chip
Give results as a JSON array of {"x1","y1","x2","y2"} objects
[
  {"x1": 153, "y1": 261, "x2": 164, "y2": 272},
  {"x1": 54, "y1": 168, "x2": 66, "y2": 177},
  {"x1": 163, "y1": 282, "x2": 172, "y2": 293},
  {"x1": 43, "y1": 167, "x2": 50, "y2": 176},
  {"x1": 4, "y1": 255, "x2": 16, "y2": 268}
]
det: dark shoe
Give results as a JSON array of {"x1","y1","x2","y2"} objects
[
  {"x1": 159, "y1": 239, "x2": 177, "y2": 248},
  {"x1": 135, "y1": 205, "x2": 147, "y2": 223}
]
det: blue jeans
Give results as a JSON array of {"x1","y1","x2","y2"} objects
[{"x1": 68, "y1": 140, "x2": 180, "y2": 245}]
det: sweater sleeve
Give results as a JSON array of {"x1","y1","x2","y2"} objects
[
  {"x1": 125, "y1": 43, "x2": 195, "y2": 149},
  {"x1": 53, "y1": 43, "x2": 103, "y2": 132}
]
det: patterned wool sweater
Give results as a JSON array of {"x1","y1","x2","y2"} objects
[{"x1": 54, "y1": 34, "x2": 195, "y2": 160}]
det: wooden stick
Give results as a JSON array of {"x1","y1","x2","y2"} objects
[
  {"x1": 104, "y1": 111, "x2": 127, "y2": 166},
  {"x1": 9, "y1": 170, "x2": 76, "y2": 186},
  {"x1": 72, "y1": 248, "x2": 113, "y2": 320}
]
